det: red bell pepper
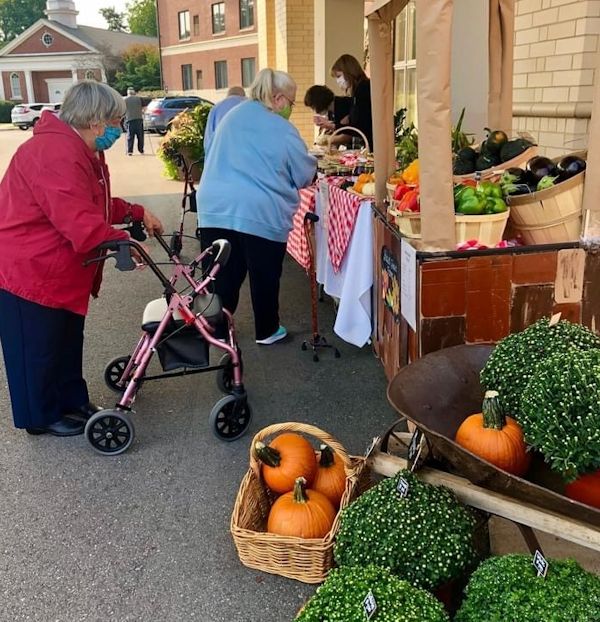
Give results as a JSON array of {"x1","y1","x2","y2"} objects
[
  {"x1": 398, "y1": 189, "x2": 420, "y2": 212},
  {"x1": 393, "y1": 183, "x2": 410, "y2": 201}
]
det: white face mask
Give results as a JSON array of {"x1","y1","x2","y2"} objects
[{"x1": 336, "y1": 75, "x2": 348, "y2": 90}]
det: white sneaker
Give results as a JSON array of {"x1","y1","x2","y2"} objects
[{"x1": 256, "y1": 325, "x2": 287, "y2": 345}]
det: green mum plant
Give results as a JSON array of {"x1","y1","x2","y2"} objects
[
  {"x1": 296, "y1": 565, "x2": 449, "y2": 622},
  {"x1": 455, "y1": 554, "x2": 600, "y2": 622},
  {"x1": 157, "y1": 103, "x2": 211, "y2": 180},
  {"x1": 480, "y1": 318, "x2": 600, "y2": 419},
  {"x1": 333, "y1": 470, "x2": 478, "y2": 591},
  {"x1": 520, "y1": 349, "x2": 600, "y2": 480}
]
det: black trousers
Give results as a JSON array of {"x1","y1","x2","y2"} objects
[
  {"x1": 0, "y1": 289, "x2": 89, "y2": 429},
  {"x1": 200, "y1": 228, "x2": 287, "y2": 341},
  {"x1": 126, "y1": 118, "x2": 144, "y2": 154}
]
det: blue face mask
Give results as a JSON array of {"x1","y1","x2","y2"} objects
[{"x1": 95, "y1": 125, "x2": 121, "y2": 151}]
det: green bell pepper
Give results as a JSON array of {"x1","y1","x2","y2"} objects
[
  {"x1": 457, "y1": 195, "x2": 486, "y2": 215},
  {"x1": 478, "y1": 181, "x2": 503, "y2": 199}
]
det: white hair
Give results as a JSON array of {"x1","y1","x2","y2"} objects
[
  {"x1": 59, "y1": 80, "x2": 126, "y2": 128},
  {"x1": 250, "y1": 69, "x2": 296, "y2": 109}
]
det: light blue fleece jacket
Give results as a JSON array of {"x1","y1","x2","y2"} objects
[{"x1": 196, "y1": 100, "x2": 317, "y2": 243}]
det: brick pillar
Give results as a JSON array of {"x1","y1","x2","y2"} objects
[{"x1": 274, "y1": 0, "x2": 314, "y2": 144}]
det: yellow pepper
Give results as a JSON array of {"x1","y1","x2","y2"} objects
[{"x1": 402, "y1": 159, "x2": 419, "y2": 185}]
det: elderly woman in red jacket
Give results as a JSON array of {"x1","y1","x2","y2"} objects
[{"x1": 0, "y1": 80, "x2": 163, "y2": 437}]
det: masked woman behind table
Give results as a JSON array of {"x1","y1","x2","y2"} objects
[
  {"x1": 197, "y1": 68, "x2": 316, "y2": 345},
  {"x1": 0, "y1": 80, "x2": 163, "y2": 437},
  {"x1": 314, "y1": 54, "x2": 373, "y2": 152}
]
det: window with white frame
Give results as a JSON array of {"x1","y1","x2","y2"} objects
[
  {"x1": 214, "y1": 60, "x2": 228, "y2": 89},
  {"x1": 178, "y1": 10, "x2": 190, "y2": 39},
  {"x1": 10, "y1": 73, "x2": 22, "y2": 99},
  {"x1": 212, "y1": 3, "x2": 225, "y2": 34},
  {"x1": 241, "y1": 58, "x2": 255, "y2": 88},
  {"x1": 239, "y1": 0, "x2": 254, "y2": 29},
  {"x1": 41, "y1": 32, "x2": 54, "y2": 47},
  {"x1": 393, "y1": 1, "x2": 417, "y2": 126}
]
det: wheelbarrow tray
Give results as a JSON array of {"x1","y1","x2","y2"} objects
[{"x1": 387, "y1": 344, "x2": 600, "y2": 528}]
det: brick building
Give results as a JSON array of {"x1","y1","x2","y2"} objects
[
  {"x1": 156, "y1": 0, "x2": 259, "y2": 101},
  {"x1": 0, "y1": 0, "x2": 157, "y2": 104},
  {"x1": 512, "y1": 0, "x2": 600, "y2": 157}
]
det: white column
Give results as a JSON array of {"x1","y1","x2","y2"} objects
[
  {"x1": 0, "y1": 72, "x2": 5, "y2": 101},
  {"x1": 24, "y1": 70, "x2": 34, "y2": 102},
  {"x1": 71, "y1": 68, "x2": 78, "y2": 83},
  {"x1": 100, "y1": 66, "x2": 107, "y2": 83}
]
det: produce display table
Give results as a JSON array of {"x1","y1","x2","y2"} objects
[
  {"x1": 372, "y1": 203, "x2": 596, "y2": 380},
  {"x1": 287, "y1": 180, "x2": 374, "y2": 348}
]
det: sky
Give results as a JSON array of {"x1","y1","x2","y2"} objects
[{"x1": 75, "y1": 0, "x2": 130, "y2": 29}]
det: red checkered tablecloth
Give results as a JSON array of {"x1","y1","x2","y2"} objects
[
  {"x1": 327, "y1": 184, "x2": 362, "y2": 273},
  {"x1": 286, "y1": 186, "x2": 316, "y2": 270}
]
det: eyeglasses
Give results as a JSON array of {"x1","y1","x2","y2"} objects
[{"x1": 280, "y1": 94, "x2": 295, "y2": 108}]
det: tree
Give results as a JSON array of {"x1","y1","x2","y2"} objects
[
  {"x1": 99, "y1": 6, "x2": 126, "y2": 32},
  {"x1": 127, "y1": 0, "x2": 157, "y2": 37},
  {"x1": 0, "y1": 0, "x2": 46, "y2": 43},
  {"x1": 113, "y1": 43, "x2": 160, "y2": 93}
]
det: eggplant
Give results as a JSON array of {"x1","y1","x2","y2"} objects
[
  {"x1": 556, "y1": 155, "x2": 586, "y2": 180},
  {"x1": 483, "y1": 128, "x2": 508, "y2": 155},
  {"x1": 526, "y1": 156, "x2": 557, "y2": 184}
]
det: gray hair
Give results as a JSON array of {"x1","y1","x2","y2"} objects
[
  {"x1": 227, "y1": 86, "x2": 245, "y2": 97},
  {"x1": 250, "y1": 69, "x2": 296, "y2": 109},
  {"x1": 60, "y1": 80, "x2": 126, "y2": 128}
]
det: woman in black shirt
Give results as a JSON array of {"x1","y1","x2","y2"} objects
[{"x1": 315, "y1": 54, "x2": 373, "y2": 151}]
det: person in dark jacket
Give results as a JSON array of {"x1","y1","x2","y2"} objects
[
  {"x1": 314, "y1": 54, "x2": 373, "y2": 151},
  {"x1": 303, "y1": 84, "x2": 352, "y2": 146},
  {"x1": 0, "y1": 80, "x2": 163, "y2": 437}
]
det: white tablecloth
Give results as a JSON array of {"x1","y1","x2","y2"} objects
[{"x1": 314, "y1": 191, "x2": 373, "y2": 347}]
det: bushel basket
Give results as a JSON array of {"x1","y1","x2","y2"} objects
[{"x1": 230, "y1": 422, "x2": 369, "y2": 583}]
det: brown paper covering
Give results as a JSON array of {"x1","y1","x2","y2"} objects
[
  {"x1": 488, "y1": 0, "x2": 515, "y2": 134},
  {"x1": 416, "y1": 0, "x2": 456, "y2": 250}
]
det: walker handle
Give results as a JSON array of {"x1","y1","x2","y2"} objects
[{"x1": 211, "y1": 239, "x2": 231, "y2": 267}]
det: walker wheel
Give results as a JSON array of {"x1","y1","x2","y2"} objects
[
  {"x1": 104, "y1": 356, "x2": 131, "y2": 393},
  {"x1": 301, "y1": 342, "x2": 308, "y2": 351},
  {"x1": 85, "y1": 409, "x2": 135, "y2": 455},
  {"x1": 209, "y1": 394, "x2": 252, "y2": 442},
  {"x1": 216, "y1": 351, "x2": 243, "y2": 394},
  {"x1": 195, "y1": 227, "x2": 202, "y2": 240}
]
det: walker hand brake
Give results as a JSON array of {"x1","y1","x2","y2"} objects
[{"x1": 84, "y1": 240, "x2": 135, "y2": 272}]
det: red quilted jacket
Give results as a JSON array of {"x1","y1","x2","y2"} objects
[{"x1": 0, "y1": 111, "x2": 144, "y2": 315}]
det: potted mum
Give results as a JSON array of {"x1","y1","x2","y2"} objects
[{"x1": 157, "y1": 103, "x2": 212, "y2": 181}]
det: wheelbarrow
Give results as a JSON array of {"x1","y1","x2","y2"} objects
[{"x1": 384, "y1": 344, "x2": 600, "y2": 530}]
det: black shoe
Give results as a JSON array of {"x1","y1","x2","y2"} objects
[
  {"x1": 65, "y1": 402, "x2": 103, "y2": 421},
  {"x1": 26, "y1": 417, "x2": 85, "y2": 437}
]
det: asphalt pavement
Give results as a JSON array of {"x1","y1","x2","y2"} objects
[{"x1": 0, "y1": 129, "x2": 396, "y2": 621}]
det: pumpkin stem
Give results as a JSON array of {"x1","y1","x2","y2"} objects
[
  {"x1": 319, "y1": 444, "x2": 335, "y2": 468},
  {"x1": 293, "y1": 477, "x2": 308, "y2": 503},
  {"x1": 254, "y1": 441, "x2": 281, "y2": 467},
  {"x1": 482, "y1": 390, "x2": 506, "y2": 430}
]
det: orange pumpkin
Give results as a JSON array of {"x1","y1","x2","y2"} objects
[
  {"x1": 267, "y1": 477, "x2": 336, "y2": 539},
  {"x1": 565, "y1": 470, "x2": 600, "y2": 509},
  {"x1": 455, "y1": 390, "x2": 531, "y2": 477},
  {"x1": 255, "y1": 433, "x2": 317, "y2": 494},
  {"x1": 312, "y1": 444, "x2": 346, "y2": 508}
]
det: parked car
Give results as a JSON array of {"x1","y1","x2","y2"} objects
[
  {"x1": 11, "y1": 103, "x2": 61, "y2": 130},
  {"x1": 144, "y1": 96, "x2": 212, "y2": 135}
]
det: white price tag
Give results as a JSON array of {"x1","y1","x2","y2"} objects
[
  {"x1": 363, "y1": 590, "x2": 377, "y2": 619},
  {"x1": 396, "y1": 476, "x2": 410, "y2": 499},
  {"x1": 549, "y1": 312, "x2": 562, "y2": 327},
  {"x1": 533, "y1": 550, "x2": 548, "y2": 578}
]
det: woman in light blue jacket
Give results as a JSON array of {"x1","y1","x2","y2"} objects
[{"x1": 197, "y1": 68, "x2": 316, "y2": 345}]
